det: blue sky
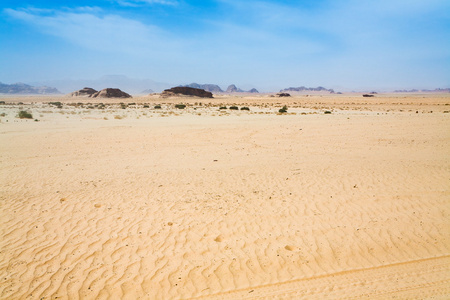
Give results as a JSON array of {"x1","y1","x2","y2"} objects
[{"x1": 1, "y1": 0, "x2": 449, "y2": 91}]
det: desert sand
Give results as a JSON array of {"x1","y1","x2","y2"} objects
[{"x1": 1, "y1": 94, "x2": 449, "y2": 299}]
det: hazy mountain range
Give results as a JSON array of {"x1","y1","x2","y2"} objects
[
  {"x1": 0, "y1": 82, "x2": 61, "y2": 94},
  {"x1": 180, "y1": 83, "x2": 259, "y2": 93},
  {"x1": 280, "y1": 86, "x2": 335, "y2": 93},
  {"x1": 1, "y1": 75, "x2": 448, "y2": 95},
  {"x1": 29, "y1": 75, "x2": 171, "y2": 94}
]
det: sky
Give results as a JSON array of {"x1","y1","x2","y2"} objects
[{"x1": 1, "y1": 0, "x2": 449, "y2": 91}]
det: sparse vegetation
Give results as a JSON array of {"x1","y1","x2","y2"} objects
[
  {"x1": 143, "y1": 104, "x2": 149, "y2": 108},
  {"x1": 0, "y1": 101, "x2": 5, "y2": 105},
  {"x1": 18, "y1": 110, "x2": 33, "y2": 119},
  {"x1": 175, "y1": 104, "x2": 186, "y2": 109},
  {"x1": 114, "y1": 115, "x2": 123, "y2": 119},
  {"x1": 219, "y1": 106, "x2": 227, "y2": 109},
  {"x1": 279, "y1": 105, "x2": 288, "y2": 113},
  {"x1": 154, "y1": 105, "x2": 162, "y2": 109},
  {"x1": 240, "y1": 107, "x2": 250, "y2": 111},
  {"x1": 49, "y1": 102, "x2": 62, "y2": 108},
  {"x1": 324, "y1": 111, "x2": 332, "y2": 114},
  {"x1": 229, "y1": 106, "x2": 239, "y2": 110}
]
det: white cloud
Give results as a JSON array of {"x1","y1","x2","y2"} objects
[
  {"x1": 4, "y1": 8, "x2": 177, "y2": 55},
  {"x1": 113, "y1": 0, "x2": 177, "y2": 7}
]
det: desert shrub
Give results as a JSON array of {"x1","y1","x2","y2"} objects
[
  {"x1": 143, "y1": 104, "x2": 149, "y2": 108},
  {"x1": 0, "y1": 113, "x2": 6, "y2": 117},
  {"x1": 154, "y1": 105, "x2": 162, "y2": 109},
  {"x1": 229, "y1": 106, "x2": 239, "y2": 110},
  {"x1": 120, "y1": 104, "x2": 127, "y2": 109},
  {"x1": 18, "y1": 110, "x2": 33, "y2": 119},
  {"x1": 175, "y1": 104, "x2": 186, "y2": 109},
  {"x1": 0, "y1": 101, "x2": 5, "y2": 104},
  {"x1": 240, "y1": 107, "x2": 250, "y2": 111},
  {"x1": 219, "y1": 106, "x2": 227, "y2": 109},
  {"x1": 49, "y1": 102, "x2": 62, "y2": 108},
  {"x1": 114, "y1": 115, "x2": 123, "y2": 119},
  {"x1": 279, "y1": 105, "x2": 288, "y2": 113},
  {"x1": 324, "y1": 111, "x2": 332, "y2": 114}
]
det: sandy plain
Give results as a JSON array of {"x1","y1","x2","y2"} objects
[{"x1": 0, "y1": 93, "x2": 449, "y2": 299}]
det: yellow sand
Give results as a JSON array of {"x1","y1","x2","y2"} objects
[{"x1": 1, "y1": 94, "x2": 449, "y2": 299}]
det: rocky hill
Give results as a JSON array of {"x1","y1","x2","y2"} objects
[
  {"x1": 90, "y1": 88, "x2": 132, "y2": 98},
  {"x1": 225, "y1": 84, "x2": 259, "y2": 93},
  {"x1": 69, "y1": 87, "x2": 97, "y2": 97},
  {"x1": 161, "y1": 87, "x2": 213, "y2": 98},
  {"x1": 0, "y1": 82, "x2": 61, "y2": 94},
  {"x1": 181, "y1": 83, "x2": 223, "y2": 93}
]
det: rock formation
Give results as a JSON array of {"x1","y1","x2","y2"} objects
[
  {"x1": 226, "y1": 84, "x2": 243, "y2": 93},
  {"x1": 276, "y1": 93, "x2": 291, "y2": 97},
  {"x1": 181, "y1": 83, "x2": 223, "y2": 93},
  {"x1": 69, "y1": 87, "x2": 97, "y2": 97},
  {"x1": 226, "y1": 84, "x2": 259, "y2": 93},
  {"x1": 161, "y1": 87, "x2": 213, "y2": 98},
  {"x1": 90, "y1": 88, "x2": 132, "y2": 98}
]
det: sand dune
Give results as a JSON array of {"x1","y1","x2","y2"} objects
[{"x1": 1, "y1": 95, "x2": 449, "y2": 299}]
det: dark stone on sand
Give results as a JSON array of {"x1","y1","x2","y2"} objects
[{"x1": 276, "y1": 93, "x2": 291, "y2": 97}]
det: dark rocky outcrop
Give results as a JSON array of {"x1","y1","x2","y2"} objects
[
  {"x1": 248, "y1": 88, "x2": 259, "y2": 93},
  {"x1": 362, "y1": 94, "x2": 375, "y2": 97},
  {"x1": 70, "y1": 87, "x2": 97, "y2": 97},
  {"x1": 181, "y1": 83, "x2": 223, "y2": 93},
  {"x1": 0, "y1": 82, "x2": 61, "y2": 94},
  {"x1": 161, "y1": 87, "x2": 213, "y2": 98},
  {"x1": 276, "y1": 93, "x2": 291, "y2": 97},
  {"x1": 90, "y1": 88, "x2": 132, "y2": 98}
]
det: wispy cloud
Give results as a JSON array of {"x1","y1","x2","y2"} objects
[
  {"x1": 2, "y1": 0, "x2": 449, "y2": 89},
  {"x1": 4, "y1": 7, "x2": 177, "y2": 55},
  {"x1": 113, "y1": 0, "x2": 178, "y2": 7}
]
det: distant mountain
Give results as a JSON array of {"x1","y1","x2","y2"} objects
[
  {"x1": 0, "y1": 82, "x2": 61, "y2": 94},
  {"x1": 224, "y1": 84, "x2": 259, "y2": 93},
  {"x1": 181, "y1": 83, "x2": 223, "y2": 93},
  {"x1": 140, "y1": 89, "x2": 155, "y2": 94},
  {"x1": 280, "y1": 86, "x2": 334, "y2": 93},
  {"x1": 226, "y1": 84, "x2": 244, "y2": 93},
  {"x1": 394, "y1": 88, "x2": 450, "y2": 93},
  {"x1": 30, "y1": 75, "x2": 171, "y2": 94}
]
